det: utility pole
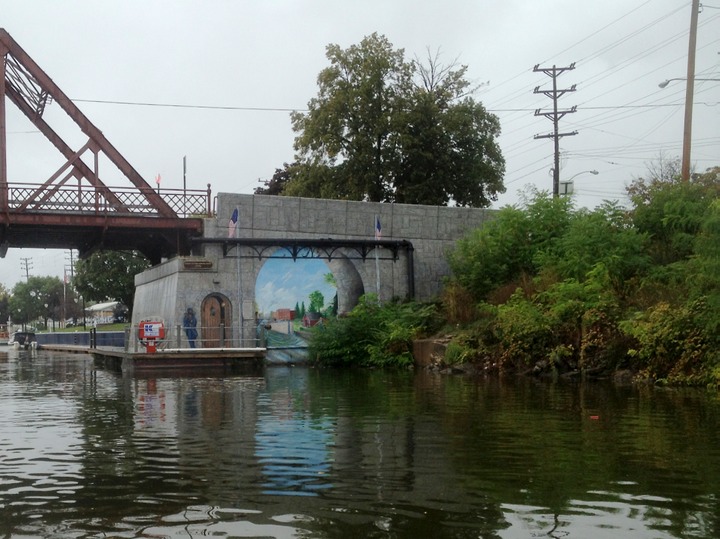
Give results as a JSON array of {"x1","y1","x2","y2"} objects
[
  {"x1": 533, "y1": 63, "x2": 578, "y2": 197},
  {"x1": 64, "y1": 249, "x2": 76, "y2": 327},
  {"x1": 65, "y1": 249, "x2": 75, "y2": 282},
  {"x1": 20, "y1": 257, "x2": 32, "y2": 280},
  {"x1": 681, "y1": 0, "x2": 700, "y2": 182}
]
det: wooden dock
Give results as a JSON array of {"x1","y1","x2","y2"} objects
[{"x1": 40, "y1": 344, "x2": 267, "y2": 374}]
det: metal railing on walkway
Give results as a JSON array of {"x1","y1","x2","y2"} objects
[
  {"x1": 8, "y1": 182, "x2": 212, "y2": 218},
  {"x1": 129, "y1": 324, "x2": 261, "y2": 353}
]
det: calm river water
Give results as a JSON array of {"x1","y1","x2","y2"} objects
[{"x1": 1, "y1": 349, "x2": 719, "y2": 538}]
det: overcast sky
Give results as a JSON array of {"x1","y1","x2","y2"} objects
[{"x1": 1, "y1": 0, "x2": 718, "y2": 292}]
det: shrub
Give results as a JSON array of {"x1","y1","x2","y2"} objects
[
  {"x1": 308, "y1": 295, "x2": 439, "y2": 368},
  {"x1": 441, "y1": 281, "x2": 478, "y2": 325},
  {"x1": 448, "y1": 190, "x2": 574, "y2": 301},
  {"x1": 621, "y1": 300, "x2": 713, "y2": 384},
  {"x1": 494, "y1": 291, "x2": 552, "y2": 367}
]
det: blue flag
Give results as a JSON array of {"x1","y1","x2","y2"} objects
[{"x1": 228, "y1": 208, "x2": 239, "y2": 238}]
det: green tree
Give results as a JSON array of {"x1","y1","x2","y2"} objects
[
  {"x1": 308, "y1": 290, "x2": 324, "y2": 313},
  {"x1": 0, "y1": 284, "x2": 9, "y2": 326},
  {"x1": 9, "y1": 276, "x2": 63, "y2": 330},
  {"x1": 684, "y1": 196, "x2": 720, "y2": 337},
  {"x1": 74, "y1": 250, "x2": 150, "y2": 313},
  {"x1": 288, "y1": 33, "x2": 504, "y2": 207},
  {"x1": 393, "y1": 51, "x2": 504, "y2": 206},
  {"x1": 629, "y1": 166, "x2": 720, "y2": 265},
  {"x1": 255, "y1": 163, "x2": 297, "y2": 195},
  {"x1": 537, "y1": 201, "x2": 650, "y2": 299},
  {"x1": 449, "y1": 191, "x2": 574, "y2": 300},
  {"x1": 323, "y1": 272, "x2": 338, "y2": 317}
]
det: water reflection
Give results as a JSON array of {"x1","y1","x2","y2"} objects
[
  {"x1": 0, "y1": 349, "x2": 719, "y2": 538},
  {"x1": 256, "y1": 370, "x2": 334, "y2": 496}
]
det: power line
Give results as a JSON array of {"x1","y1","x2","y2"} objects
[
  {"x1": 66, "y1": 99, "x2": 696, "y2": 115},
  {"x1": 73, "y1": 98, "x2": 306, "y2": 113},
  {"x1": 491, "y1": 102, "x2": 699, "y2": 113}
]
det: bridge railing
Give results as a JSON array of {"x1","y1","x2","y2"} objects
[{"x1": 6, "y1": 182, "x2": 213, "y2": 218}]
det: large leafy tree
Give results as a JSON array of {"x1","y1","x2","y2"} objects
[
  {"x1": 449, "y1": 191, "x2": 575, "y2": 300},
  {"x1": 74, "y1": 250, "x2": 150, "y2": 313},
  {"x1": 629, "y1": 165, "x2": 720, "y2": 265},
  {"x1": 0, "y1": 284, "x2": 9, "y2": 325},
  {"x1": 287, "y1": 33, "x2": 505, "y2": 207},
  {"x1": 9, "y1": 276, "x2": 63, "y2": 329}
]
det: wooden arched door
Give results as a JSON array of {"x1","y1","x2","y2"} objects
[{"x1": 201, "y1": 294, "x2": 232, "y2": 348}]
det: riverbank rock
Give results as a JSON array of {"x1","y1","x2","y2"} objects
[
  {"x1": 412, "y1": 338, "x2": 492, "y2": 375},
  {"x1": 412, "y1": 338, "x2": 449, "y2": 369}
]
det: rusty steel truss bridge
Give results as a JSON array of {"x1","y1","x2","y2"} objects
[{"x1": 0, "y1": 29, "x2": 209, "y2": 264}]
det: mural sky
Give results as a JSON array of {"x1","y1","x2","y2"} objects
[{"x1": 255, "y1": 258, "x2": 337, "y2": 318}]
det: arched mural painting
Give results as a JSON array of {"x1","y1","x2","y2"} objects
[{"x1": 254, "y1": 251, "x2": 366, "y2": 320}]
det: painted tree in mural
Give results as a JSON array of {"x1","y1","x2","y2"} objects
[{"x1": 308, "y1": 291, "x2": 325, "y2": 313}]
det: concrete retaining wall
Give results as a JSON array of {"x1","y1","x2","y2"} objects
[{"x1": 213, "y1": 193, "x2": 495, "y2": 301}]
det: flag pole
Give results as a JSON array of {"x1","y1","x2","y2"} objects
[
  {"x1": 182, "y1": 156, "x2": 187, "y2": 217},
  {"x1": 235, "y1": 208, "x2": 243, "y2": 346},
  {"x1": 227, "y1": 207, "x2": 242, "y2": 345},
  {"x1": 374, "y1": 214, "x2": 381, "y2": 303}
]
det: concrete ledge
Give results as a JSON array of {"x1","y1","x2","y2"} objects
[{"x1": 91, "y1": 346, "x2": 266, "y2": 374}]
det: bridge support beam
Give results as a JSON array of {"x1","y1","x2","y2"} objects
[{"x1": 0, "y1": 43, "x2": 7, "y2": 211}]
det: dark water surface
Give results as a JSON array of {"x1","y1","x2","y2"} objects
[{"x1": 1, "y1": 349, "x2": 719, "y2": 538}]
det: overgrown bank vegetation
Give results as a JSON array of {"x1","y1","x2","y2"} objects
[
  {"x1": 309, "y1": 169, "x2": 720, "y2": 387},
  {"x1": 310, "y1": 296, "x2": 439, "y2": 368}
]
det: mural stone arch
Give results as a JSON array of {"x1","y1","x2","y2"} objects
[
  {"x1": 201, "y1": 293, "x2": 232, "y2": 348},
  {"x1": 326, "y1": 257, "x2": 364, "y2": 315}
]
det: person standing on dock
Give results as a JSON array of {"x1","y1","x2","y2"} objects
[{"x1": 183, "y1": 308, "x2": 198, "y2": 348}]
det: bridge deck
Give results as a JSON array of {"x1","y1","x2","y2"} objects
[{"x1": 0, "y1": 183, "x2": 209, "y2": 261}]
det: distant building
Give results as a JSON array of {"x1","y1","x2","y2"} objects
[
  {"x1": 302, "y1": 312, "x2": 323, "y2": 328},
  {"x1": 273, "y1": 308, "x2": 295, "y2": 321},
  {"x1": 85, "y1": 301, "x2": 124, "y2": 325}
]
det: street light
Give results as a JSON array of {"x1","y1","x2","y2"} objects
[
  {"x1": 658, "y1": 75, "x2": 720, "y2": 180},
  {"x1": 560, "y1": 170, "x2": 599, "y2": 196},
  {"x1": 568, "y1": 170, "x2": 599, "y2": 181},
  {"x1": 658, "y1": 77, "x2": 720, "y2": 88}
]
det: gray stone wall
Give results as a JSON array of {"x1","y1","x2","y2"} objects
[
  {"x1": 215, "y1": 193, "x2": 495, "y2": 302},
  {"x1": 215, "y1": 193, "x2": 493, "y2": 242}
]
